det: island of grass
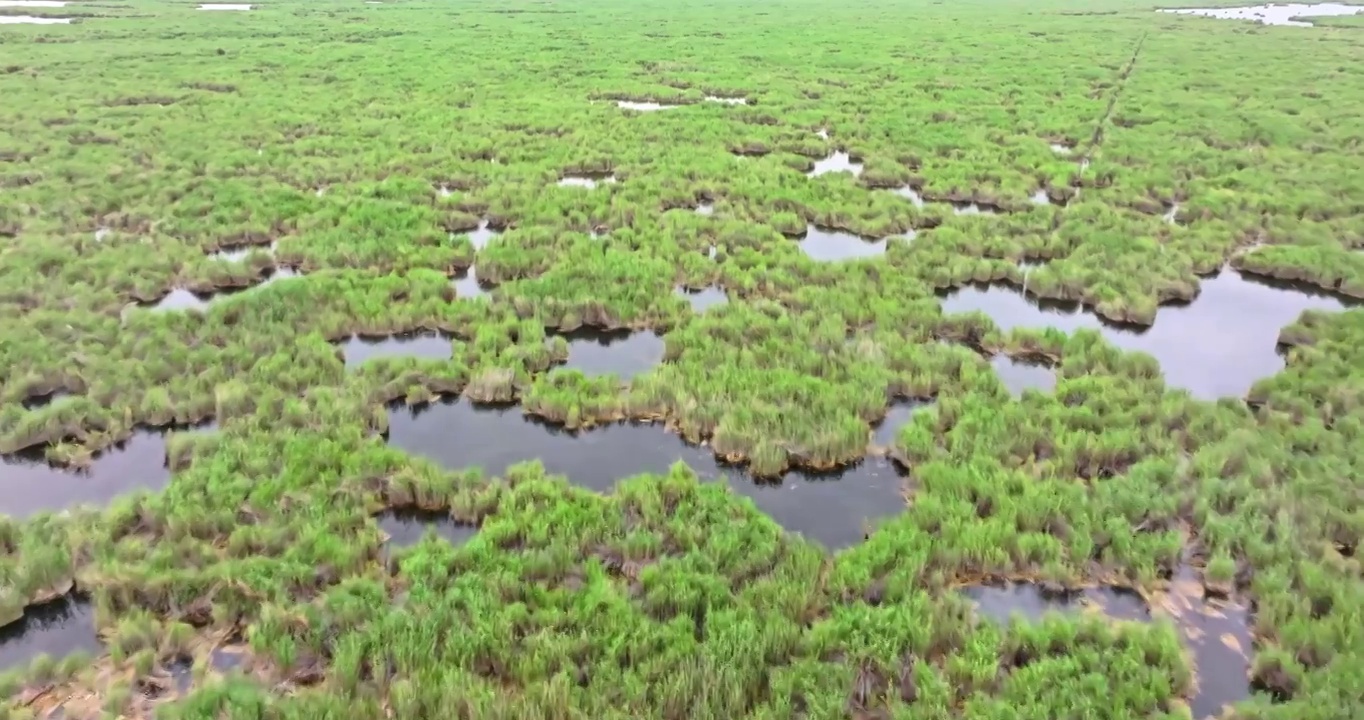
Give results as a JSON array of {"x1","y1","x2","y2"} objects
[{"x1": 0, "y1": 0, "x2": 1361, "y2": 717}]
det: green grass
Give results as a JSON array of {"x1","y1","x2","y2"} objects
[{"x1": 1, "y1": 0, "x2": 1363, "y2": 717}]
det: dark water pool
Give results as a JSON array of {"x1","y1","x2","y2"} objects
[
  {"x1": 961, "y1": 581, "x2": 1150, "y2": 624},
  {"x1": 340, "y1": 332, "x2": 454, "y2": 369},
  {"x1": 385, "y1": 399, "x2": 907, "y2": 549},
  {"x1": 0, "y1": 595, "x2": 98, "y2": 673},
  {"x1": 377, "y1": 508, "x2": 477, "y2": 549},
  {"x1": 0, "y1": 421, "x2": 215, "y2": 518},
  {"x1": 561, "y1": 328, "x2": 665, "y2": 379}
]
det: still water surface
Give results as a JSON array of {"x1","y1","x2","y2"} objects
[{"x1": 941, "y1": 269, "x2": 1349, "y2": 398}]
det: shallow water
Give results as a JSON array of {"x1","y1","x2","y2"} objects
[
  {"x1": 1160, "y1": 564, "x2": 1255, "y2": 719},
  {"x1": 0, "y1": 595, "x2": 98, "y2": 673},
  {"x1": 962, "y1": 575, "x2": 1251, "y2": 715},
  {"x1": 696, "y1": 202, "x2": 715, "y2": 216},
  {"x1": 341, "y1": 332, "x2": 453, "y2": 369},
  {"x1": 561, "y1": 328, "x2": 664, "y2": 379},
  {"x1": 0, "y1": 15, "x2": 69, "y2": 23},
  {"x1": 871, "y1": 400, "x2": 932, "y2": 447},
  {"x1": 209, "y1": 241, "x2": 275, "y2": 263},
  {"x1": 198, "y1": 3, "x2": 252, "y2": 9},
  {"x1": 1163, "y1": 202, "x2": 1181, "y2": 224},
  {"x1": 147, "y1": 288, "x2": 212, "y2": 312},
  {"x1": 891, "y1": 185, "x2": 925, "y2": 208},
  {"x1": 677, "y1": 286, "x2": 728, "y2": 312},
  {"x1": 808, "y1": 151, "x2": 863, "y2": 178},
  {"x1": 386, "y1": 400, "x2": 907, "y2": 549},
  {"x1": 452, "y1": 266, "x2": 490, "y2": 299},
  {"x1": 992, "y1": 355, "x2": 1057, "y2": 396},
  {"x1": 1050, "y1": 143, "x2": 1073, "y2": 155},
  {"x1": 558, "y1": 174, "x2": 616, "y2": 189},
  {"x1": 1030, "y1": 189, "x2": 1051, "y2": 205},
  {"x1": 378, "y1": 509, "x2": 477, "y2": 549},
  {"x1": 951, "y1": 201, "x2": 999, "y2": 216},
  {"x1": 704, "y1": 95, "x2": 748, "y2": 105},
  {"x1": 940, "y1": 269, "x2": 1350, "y2": 398},
  {"x1": 1159, "y1": 3, "x2": 1363, "y2": 26},
  {"x1": 463, "y1": 220, "x2": 499, "y2": 250},
  {"x1": 962, "y1": 581, "x2": 1150, "y2": 624},
  {"x1": 260, "y1": 265, "x2": 298, "y2": 286},
  {"x1": 0, "y1": 423, "x2": 213, "y2": 518},
  {"x1": 797, "y1": 225, "x2": 887, "y2": 262},
  {"x1": 617, "y1": 100, "x2": 677, "y2": 111}
]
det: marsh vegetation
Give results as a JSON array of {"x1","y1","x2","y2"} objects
[{"x1": 1, "y1": 0, "x2": 1362, "y2": 717}]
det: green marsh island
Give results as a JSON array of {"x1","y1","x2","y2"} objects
[{"x1": 1, "y1": 0, "x2": 1362, "y2": 717}]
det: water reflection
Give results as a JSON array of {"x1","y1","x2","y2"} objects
[
  {"x1": 1050, "y1": 143, "x2": 1074, "y2": 155},
  {"x1": 452, "y1": 266, "x2": 490, "y2": 299},
  {"x1": 891, "y1": 185, "x2": 925, "y2": 208},
  {"x1": 460, "y1": 220, "x2": 499, "y2": 250},
  {"x1": 385, "y1": 399, "x2": 906, "y2": 549},
  {"x1": 704, "y1": 95, "x2": 748, "y2": 105},
  {"x1": 0, "y1": 426, "x2": 205, "y2": 518},
  {"x1": 617, "y1": 101, "x2": 677, "y2": 111},
  {"x1": 952, "y1": 201, "x2": 999, "y2": 216},
  {"x1": 939, "y1": 269, "x2": 1351, "y2": 398},
  {"x1": 558, "y1": 173, "x2": 616, "y2": 189},
  {"x1": 797, "y1": 225, "x2": 887, "y2": 262},
  {"x1": 377, "y1": 509, "x2": 476, "y2": 549},
  {"x1": 696, "y1": 202, "x2": 715, "y2": 216},
  {"x1": 808, "y1": 151, "x2": 863, "y2": 178},
  {"x1": 992, "y1": 355, "x2": 1057, "y2": 396},
  {"x1": 871, "y1": 400, "x2": 932, "y2": 447},
  {"x1": 1030, "y1": 189, "x2": 1051, "y2": 205},
  {"x1": 340, "y1": 331, "x2": 453, "y2": 369},
  {"x1": 561, "y1": 329, "x2": 664, "y2": 379},
  {"x1": 961, "y1": 573, "x2": 1252, "y2": 715},
  {"x1": 0, "y1": 595, "x2": 98, "y2": 673},
  {"x1": 198, "y1": 3, "x2": 252, "y2": 9},
  {"x1": 677, "y1": 286, "x2": 728, "y2": 312},
  {"x1": 145, "y1": 288, "x2": 212, "y2": 312},
  {"x1": 1159, "y1": 3, "x2": 1363, "y2": 26},
  {"x1": 962, "y1": 581, "x2": 1150, "y2": 624},
  {"x1": 1158, "y1": 564, "x2": 1254, "y2": 719}
]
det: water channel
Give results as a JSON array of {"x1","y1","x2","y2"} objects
[{"x1": 385, "y1": 399, "x2": 909, "y2": 550}]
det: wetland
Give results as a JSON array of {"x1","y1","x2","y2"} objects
[{"x1": 0, "y1": 0, "x2": 1360, "y2": 717}]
